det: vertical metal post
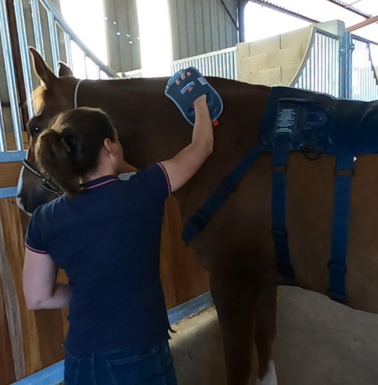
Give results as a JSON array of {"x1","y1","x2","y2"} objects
[
  {"x1": 14, "y1": 0, "x2": 34, "y2": 118},
  {"x1": 234, "y1": 50, "x2": 238, "y2": 80},
  {"x1": 64, "y1": 32, "x2": 73, "y2": 69},
  {"x1": 0, "y1": 99, "x2": 6, "y2": 152},
  {"x1": 48, "y1": 12, "x2": 60, "y2": 74},
  {"x1": 0, "y1": 0, "x2": 23, "y2": 151},
  {"x1": 30, "y1": 0, "x2": 45, "y2": 57},
  {"x1": 340, "y1": 32, "x2": 353, "y2": 99}
]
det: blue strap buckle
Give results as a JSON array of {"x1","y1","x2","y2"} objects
[
  {"x1": 271, "y1": 228, "x2": 288, "y2": 238},
  {"x1": 221, "y1": 177, "x2": 236, "y2": 193},
  {"x1": 328, "y1": 261, "x2": 347, "y2": 274},
  {"x1": 191, "y1": 210, "x2": 209, "y2": 230},
  {"x1": 328, "y1": 290, "x2": 348, "y2": 304},
  {"x1": 271, "y1": 164, "x2": 288, "y2": 172}
]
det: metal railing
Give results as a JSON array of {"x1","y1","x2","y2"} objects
[
  {"x1": 0, "y1": 0, "x2": 119, "y2": 162},
  {"x1": 291, "y1": 29, "x2": 341, "y2": 98},
  {"x1": 292, "y1": 28, "x2": 378, "y2": 102},
  {"x1": 123, "y1": 69, "x2": 144, "y2": 79},
  {"x1": 0, "y1": 0, "x2": 24, "y2": 159},
  {"x1": 124, "y1": 47, "x2": 238, "y2": 80},
  {"x1": 171, "y1": 47, "x2": 237, "y2": 80},
  {"x1": 2, "y1": 2, "x2": 378, "y2": 164},
  {"x1": 14, "y1": 0, "x2": 118, "y2": 118},
  {"x1": 351, "y1": 36, "x2": 378, "y2": 102}
]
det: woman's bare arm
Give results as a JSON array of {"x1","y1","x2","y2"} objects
[
  {"x1": 23, "y1": 249, "x2": 71, "y2": 310},
  {"x1": 161, "y1": 95, "x2": 213, "y2": 192}
]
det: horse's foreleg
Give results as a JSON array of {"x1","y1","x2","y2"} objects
[
  {"x1": 210, "y1": 273, "x2": 258, "y2": 385},
  {"x1": 254, "y1": 285, "x2": 278, "y2": 385}
]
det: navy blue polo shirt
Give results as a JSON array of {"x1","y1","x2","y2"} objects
[{"x1": 25, "y1": 164, "x2": 172, "y2": 356}]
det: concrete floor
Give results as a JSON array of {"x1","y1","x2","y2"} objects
[{"x1": 170, "y1": 286, "x2": 378, "y2": 385}]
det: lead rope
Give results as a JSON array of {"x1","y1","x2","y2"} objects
[{"x1": 74, "y1": 79, "x2": 84, "y2": 109}]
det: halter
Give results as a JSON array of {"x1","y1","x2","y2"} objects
[
  {"x1": 23, "y1": 80, "x2": 85, "y2": 197},
  {"x1": 22, "y1": 159, "x2": 63, "y2": 197},
  {"x1": 74, "y1": 79, "x2": 84, "y2": 109}
]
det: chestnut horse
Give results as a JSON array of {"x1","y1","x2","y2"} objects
[{"x1": 17, "y1": 49, "x2": 378, "y2": 385}]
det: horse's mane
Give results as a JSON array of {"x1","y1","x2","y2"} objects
[{"x1": 32, "y1": 85, "x2": 46, "y2": 114}]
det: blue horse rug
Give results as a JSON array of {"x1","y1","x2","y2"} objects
[{"x1": 182, "y1": 86, "x2": 378, "y2": 305}]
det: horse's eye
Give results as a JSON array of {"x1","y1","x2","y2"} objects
[{"x1": 30, "y1": 126, "x2": 41, "y2": 137}]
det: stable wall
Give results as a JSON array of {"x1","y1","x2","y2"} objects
[
  {"x1": 169, "y1": 0, "x2": 237, "y2": 61},
  {"x1": 103, "y1": 0, "x2": 238, "y2": 73}
]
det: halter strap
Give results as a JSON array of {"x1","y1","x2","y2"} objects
[
  {"x1": 23, "y1": 159, "x2": 42, "y2": 177},
  {"x1": 74, "y1": 79, "x2": 84, "y2": 109}
]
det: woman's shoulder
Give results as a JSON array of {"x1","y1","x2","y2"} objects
[{"x1": 32, "y1": 194, "x2": 68, "y2": 221}]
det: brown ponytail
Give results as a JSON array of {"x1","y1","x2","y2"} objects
[
  {"x1": 35, "y1": 108, "x2": 115, "y2": 197},
  {"x1": 36, "y1": 128, "x2": 81, "y2": 196}
]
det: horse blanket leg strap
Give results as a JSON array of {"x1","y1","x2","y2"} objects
[
  {"x1": 272, "y1": 152, "x2": 296, "y2": 286},
  {"x1": 328, "y1": 155, "x2": 355, "y2": 304},
  {"x1": 182, "y1": 144, "x2": 263, "y2": 245}
]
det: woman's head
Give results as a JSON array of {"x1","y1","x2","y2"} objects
[{"x1": 35, "y1": 107, "x2": 124, "y2": 196}]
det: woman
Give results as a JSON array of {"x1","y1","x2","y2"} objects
[{"x1": 23, "y1": 72, "x2": 214, "y2": 384}]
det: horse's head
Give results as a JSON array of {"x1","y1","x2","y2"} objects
[{"x1": 17, "y1": 48, "x2": 78, "y2": 214}]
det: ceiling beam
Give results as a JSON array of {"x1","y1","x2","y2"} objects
[
  {"x1": 347, "y1": 15, "x2": 378, "y2": 32},
  {"x1": 326, "y1": 0, "x2": 371, "y2": 19},
  {"x1": 219, "y1": 0, "x2": 239, "y2": 31},
  {"x1": 250, "y1": 0, "x2": 319, "y2": 24}
]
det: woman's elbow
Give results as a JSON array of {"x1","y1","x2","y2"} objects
[
  {"x1": 24, "y1": 292, "x2": 47, "y2": 310},
  {"x1": 204, "y1": 139, "x2": 214, "y2": 157},
  {"x1": 26, "y1": 299, "x2": 44, "y2": 310}
]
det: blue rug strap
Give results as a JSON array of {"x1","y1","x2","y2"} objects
[
  {"x1": 328, "y1": 155, "x2": 354, "y2": 304},
  {"x1": 272, "y1": 152, "x2": 296, "y2": 286},
  {"x1": 182, "y1": 143, "x2": 263, "y2": 245}
]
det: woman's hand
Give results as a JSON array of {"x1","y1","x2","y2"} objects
[{"x1": 161, "y1": 94, "x2": 213, "y2": 192}]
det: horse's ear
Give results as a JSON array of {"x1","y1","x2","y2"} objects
[
  {"x1": 29, "y1": 47, "x2": 58, "y2": 87},
  {"x1": 58, "y1": 62, "x2": 74, "y2": 77}
]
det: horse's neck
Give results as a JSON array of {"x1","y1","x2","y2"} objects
[
  {"x1": 80, "y1": 79, "x2": 191, "y2": 167},
  {"x1": 79, "y1": 78, "x2": 271, "y2": 222}
]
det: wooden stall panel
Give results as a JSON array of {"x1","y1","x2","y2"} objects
[
  {"x1": 0, "y1": 163, "x2": 23, "y2": 189},
  {"x1": 0, "y1": 268, "x2": 16, "y2": 385},
  {"x1": 5, "y1": 132, "x2": 29, "y2": 152},
  {"x1": 161, "y1": 197, "x2": 209, "y2": 308}
]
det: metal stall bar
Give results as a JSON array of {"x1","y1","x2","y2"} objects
[
  {"x1": 38, "y1": 0, "x2": 117, "y2": 78},
  {"x1": 0, "y1": 99, "x2": 6, "y2": 153},
  {"x1": 30, "y1": 0, "x2": 45, "y2": 57},
  {"x1": 0, "y1": 0, "x2": 24, "y2": 153},
  {"x1": 291, "y1": 28, "x2": 340, "y2": 98},
  {"x1": 14, "y1": 0, "x2": 34, "y2": 119},
  {"x1": 169, "y1": 47, "x2": 237, "y2": 80},
  {"x1": 47, "y1": 11, "x2": 60, "y2": 74},
  {"x1": 351, "y1": 36, "x2": 378, "y2": 101},
  {"x1": 64, "y1": 32, "x2": 73, "y2": 69}
]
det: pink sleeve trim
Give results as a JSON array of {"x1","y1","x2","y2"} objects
[
  {"x1": 25, "y1": 243, "x2": 48, "y2": 255},
  {"x1": 157, "y1": 163, "x2": 172, "y2": 196}
]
